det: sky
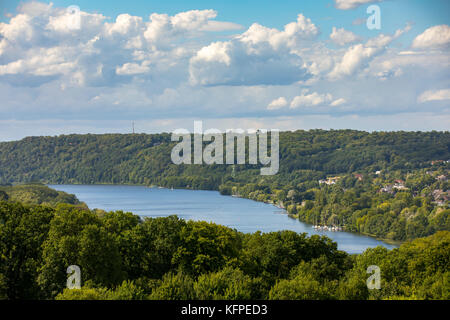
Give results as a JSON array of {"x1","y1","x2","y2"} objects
[{"x1": 0, "y1": 0, "x2": 449, "y2": 141}]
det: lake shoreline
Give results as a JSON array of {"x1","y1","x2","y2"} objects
[{"x1": 47, "y1": 183, "x2": 399, "y2": 251}]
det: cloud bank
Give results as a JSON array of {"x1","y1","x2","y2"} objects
[{"x1": 0, "y1": 2, "x2": 448, "y2": 140}]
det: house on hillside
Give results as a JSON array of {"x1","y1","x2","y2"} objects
[
  {"x1": 380, "y1": 185, "x2": 394, "y2": 194},
  {"x1": 393, "y1": 180, "x2": 407, "y2": 190},
  {"x1": 432, "y1": 189, "x2": 449, "y2": 206},
  {"x1": 380, "y1": 179, "x2": 408, "y2": 193},
  {"x1": 319, "y1": 176, "x2": 341, "y2": 185}
]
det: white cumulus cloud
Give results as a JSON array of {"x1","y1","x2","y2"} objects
[
  {"x1": 267, "y1": 97, "x2": 288, "y2": 110},
  {"x1": 143, "y1": 10, "x2": 241, "y2": 49},
  {"x1": 290, "y1": 91, "x2": 333, "y2": 108},
  {"x1": 328, "y1": 24, "x2": 411, "y2": 79},
  {"x1": 334, "y1": 0, "x2": 383, "y2": 10},
  {"x1": 189, "y1": 14, "x2": 317, "y2": 86},
  {"x1": 330, "y1": 98, "x2": 347, "y2": 106},
  {"x1": 288, "y1": 90, "x2": 347, "y2": 109},
  {"x1": 418, "y1": 89, "x2": 450, "y2": 103},
  {"x1": 412, "y1": 25, "x2": 450, "y2": 49},
  {"x1": 116, "y1": 62, "x2": 150, "y2": 75},
  {"x1": 238, "y1": 14, "x2": 319, "y2": 50},
  {"x1": 330, "y1": 27, "x2": 361, "y2": 46}
]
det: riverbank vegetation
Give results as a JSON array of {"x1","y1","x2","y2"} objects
[
  {"x1": 0, "y1": 201, "x2": 448, "y2": 300},
  {"x1": 0, "y1": 130, "x2": 448, "y2": 242},
  {"x1": 0, "y1": 183, "x2": 84, "y2": 207},
  {"x1": 224, "y1": 165, "x2": 449, "y2": 242}
]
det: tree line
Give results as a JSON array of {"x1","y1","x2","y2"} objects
[{"x1": 0, "y1": 200, "x2": 448, "y2": 300}]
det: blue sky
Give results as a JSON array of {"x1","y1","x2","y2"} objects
[
  {"x1": 0, "y1": 0, "x2": 449, "y2": 140},
  {"x1": 2, "y1": 0, "x2": 448, "y2": 38}
]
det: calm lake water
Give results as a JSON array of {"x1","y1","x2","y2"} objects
[{"x1": 49, "y1": 184, "x2": 398, "y2": 254}]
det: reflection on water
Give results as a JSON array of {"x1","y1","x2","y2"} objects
[{"x1": 49, "y1": 184, "x2": 398, "y2": 254}]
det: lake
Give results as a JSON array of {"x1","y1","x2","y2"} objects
[{"x1": 49, "y1": 184, "x2": 398, "y2": 254}]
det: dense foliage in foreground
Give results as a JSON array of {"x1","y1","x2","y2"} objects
[
  {"x1": 0, "y1": 201, "x2": 448, "y2": 300},
  {"x1": 0, "y1": 130, "x2": 448, "y2": 241}
]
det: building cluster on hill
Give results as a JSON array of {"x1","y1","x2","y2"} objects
[
  {"x1": 380, "y1": 179, "x2": 408, "y2": 194},
  {"x1": 432, "y1": 189, "x2": 449, "y2": 206},
  {"x1": 318, "y1": 176, "x2": 341, "y2": 185}
]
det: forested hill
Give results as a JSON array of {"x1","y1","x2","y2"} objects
[
  {"x1": 0, "y1": 130, "x2": 449, "y2": 242},
  {"x1": 0, "y1": 130, "x2": 449, "y2": 187},
  {"x1": 0, "y1": 184, "x2": 83, "y2": 207}
]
